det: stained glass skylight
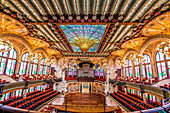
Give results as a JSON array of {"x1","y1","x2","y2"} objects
[{"x1": 60, "y1": 25, "x2": 107, "y2": 52}]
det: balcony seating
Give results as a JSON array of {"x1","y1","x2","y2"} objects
[
  {"x1": 3, "y1": 88, "x2": 60, "y2": 110},
  {"x1": 65, "y1": 75, "x2": 77, "y2": 81},
  {"x1": 110, "y1": 90, "x2": 156, "y2": 111},
  {"x1": 159, "y1": 84, "x2": 170, "y2": 91},
  {"x1": 95, "y1": 76, "x2": 106, "y2": 81},
  {"x1": 110, "y1": 93, "x2": 138, "y2": 111},
  {"x1": 151, "y1": 77, "x2": 158, "y2": 84},
  {"x1": 117, "y1": 91, "x2": 156, "y2": 108},
  {"x1": 114, "y1": 76, "x2": 167, "y2": 85}
]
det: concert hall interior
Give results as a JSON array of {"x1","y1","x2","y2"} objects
[{"x1": 0, "y1": 0, "x2": 169, "y2": 113}]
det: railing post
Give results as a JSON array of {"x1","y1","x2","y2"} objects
[
  {"x1": 104, "y1": 98, "x2": 105, "y2": 113},
  {"x1": 65, "y1": 97, "x2": 67, "y2": 113}
]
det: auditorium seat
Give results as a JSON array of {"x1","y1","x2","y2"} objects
[
  {"x1": 110, "y1": 90, "x2": 156, "y2": 111},
  {"x1": 3, "y1": 88, "x2": 60, "y2": 110}
]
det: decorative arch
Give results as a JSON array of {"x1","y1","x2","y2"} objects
[
  {"x1": 139, "y1": 34, "x2": 170, "y2": 55},
  {"x1": 33, "y1": 48, "x2": 48, "y2": 59},
  {"x1": 123, "y1": 49, "x2": 139, "y2": 61},
  {"x1": 0, "y1": 33, "x2": 32, "y2": 53},
  {"x1": 7, "y1": 40, "x2": 21, "y2": 60}
]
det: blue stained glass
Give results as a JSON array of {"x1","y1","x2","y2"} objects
[{"x1": 60, "y1": 25, "x2": 107, "y2": 52}]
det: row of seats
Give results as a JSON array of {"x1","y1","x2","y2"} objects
[
  {"x1": 95, "y1": 76, "x2": 106, "y2": 82},
  {"x1": 115, "y1": 76, "x2": 160, "y2": 85},
  {"x1": 110, "y1": 90, "x2": 156, "y2": 111},
  {"x1": 11, "y1": 74, "x2": 57, "y2": 81},
  {"x1": 159, "y1": 84, "x2": 170, "y2": 91},
  {"x1": 117, "y1": 91, "x2": 155, "y2": 109},
  {"x1": 0, "y1": 79, "x2": 10, "y2": 84},
  {"x1": 2, "y1": 88, "x2": 60, "y2": 110},
  {"x1": 110, "y1": 93, "x2": 138, "y2": 111},
  {"x1": 4, "y1": 88, "x2": 52, "y2": 106},
  {"x1": 65, "y1": 75, "x2": 77, "y2": 81},
  {"x1": 40, "y1": 106, "x2": 55, "y2": 112}
]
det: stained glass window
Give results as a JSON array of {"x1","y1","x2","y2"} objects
[
  {"x1": 156, "y1": 51, "x2": 168, "y2": 80},
  {"x1": 142, "y1": 55, "x2": 153, "y2": 78},
  {"x1": 125, "y1": 59, "x2": 133, "y2": 77},
  {"x1": 0, "y1": 48, "x2": 17, "y2": 75},
  {"x1": 19, "y1": 53, "x2": 29, "y2": 75},
  {"x1": 73, "y1": 63, "x2": 77, "y2": 76},
  {"x1": 28, "y1": 59, "x2": 38, "y2": 75},
  {"x1": 47, "y1": 64, "x2": 50, "y2": 75},
  {"x1": 60, "y1": 25, "x2": 107, "y2": 52},
  {"x1": 95, "y1": 63, "x2": 99, "y2": 76},
  {"x1": 39, "y1": 58, "x2": 46, "y2": 75}
]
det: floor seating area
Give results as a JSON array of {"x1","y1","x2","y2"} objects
[
  {"x1": 110, "y1": 90, "x2": 156, "y2": 112},
  {"x1": 2, "y1": 88, "x2": 60, "y2": 110}
]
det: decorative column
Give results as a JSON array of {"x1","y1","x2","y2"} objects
[
  {"x1": 105, "y1": 68, "x2": 109, "y2": 95},
  {"x1": 143, "y1": 93, "x2": 147, "y2": 102},
  {"x1": 15, "y1": 59, "x2": 21, "y2": 75},
  {"x1": 62, "y1": 71, "x2": 65, "y2": 82},
  {"x1": 37, "y1": 59, "x2": 41, "y2": 75},
  {"x1": 131, "y1": 61, "x2": 136, "y2": 77}
]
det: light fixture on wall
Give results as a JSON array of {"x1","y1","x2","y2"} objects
[
  {"x1": 138, "y1": 54, "x2": 146, "y2": 63},
  {"x1": 157, "y1": 41, "x2": 170, "y2": 57},
  {"x1": 116, "y1": 60, "x2": 127, "y2": 67},
  {"x1": 45, "y1": 58, "x2": 55, "y2": 65},
  {"x1": 26, "y1": 53, "x2": 42, "y2": 62},
  {"x1": 128, "y1": 53, "x2": 137, "y2": 62},
  {"x1": 0, "y1": 39, "x2": 13, "y2": 53}
]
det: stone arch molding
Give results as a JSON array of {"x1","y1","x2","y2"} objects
[
  {"x1": 33, "y1": 48, "x2": 48, "y2": 59},
  {"x1": 139, "y1": 34, "x2": 170, "y2": 55},
  {"x1": 0, "y1": 33, "x2": 33, "y2": 53},
  {"x1": 123, "y1": 49, "x2": 139, "y2": 61}
]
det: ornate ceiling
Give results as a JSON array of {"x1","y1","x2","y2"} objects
[{"x1": 0, "y1": 0, "x2": 169, "y2": 57}]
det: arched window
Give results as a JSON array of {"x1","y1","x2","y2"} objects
[
  {"x1": 69, "y1": 68, "x2": 72, "y2": 76},
  {"x1": 125, "y1": 59, "x2": 132, "y2": 77},
  {"x1": 0, "y1": 48, "x2": 17, "y2": 75},
  {"x1": 19, "y1": 53, "x2": 29, "y2": 75},
  {"x1": 28, "y1": 59, "x2": 38, "y2": 75},
  {"x1": 156, "y1": 51, "x2": 169, "y2": 80},
  {"x1": 134, "y1": 58, "x2": 140, "y2": 77},
  {"x1": 46, "y1": 64, "x2": 50, "y2": 75},
  {"x1": 73, "y1": 63, "x2": 77, "y2": 76},
  {"x1": 95, "y1": 63, "x2": 99, "y2": 76},
  {"x1": 142, "y1": 55, "x2": 153, "y2": 78},
  {"x1": 39, "y1": 58, "x2": 46, "y2": 75}
]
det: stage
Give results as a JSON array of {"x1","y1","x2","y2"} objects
[{"x1": 50, "y1": 93, "x2": 119, "y2": 112}]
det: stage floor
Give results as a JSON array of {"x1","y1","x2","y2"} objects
[{"x1": 50, "y1": 93, "x2": 119, "y2": 112}]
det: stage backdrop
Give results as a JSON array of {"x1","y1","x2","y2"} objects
[{"x1": 82, "y1": 83, "x2": 90, "y2": 92}]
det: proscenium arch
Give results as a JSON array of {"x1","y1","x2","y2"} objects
[
  {"x1": 0, "y1": 33, "x2": 33, "y2": 53},
  {"x1": 139, "y1": 34, "x2": 170, "y2": 55},
  {"x1": 123, "y1": 49, "x2": 139, "y2": 61}
]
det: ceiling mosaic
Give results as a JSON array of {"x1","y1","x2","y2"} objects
[{"x1": 60, "y1": 25, "x2": 107, "y2": 52}]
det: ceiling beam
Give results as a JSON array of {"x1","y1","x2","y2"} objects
[{"x1": 25, "y1": 22, "x2": 138, "y2": 25}]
